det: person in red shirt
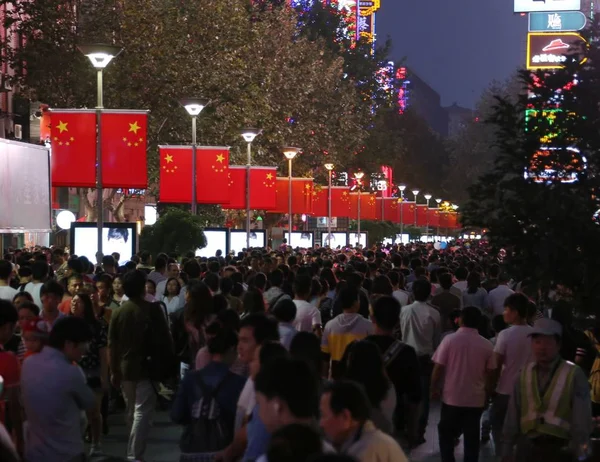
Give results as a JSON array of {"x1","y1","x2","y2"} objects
[
  {"x1": 58, "y1": 275, "x2": 83, "y2": 315},
  {"x1": 0, "y1": 300, "x2": 23, "y2": 456}
]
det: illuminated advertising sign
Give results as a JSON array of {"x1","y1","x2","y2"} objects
[
  {"x1": 527, "y1": 32, "x2": 587, "y2": 70},
  {"x1": 515, "y1": 0, "x2": 581, "y2": 13},
  {"x1": 525, "y1": 147, "x2": 586, "y2": 183},
  {"x1": 528, "y1": 11, "x2": 586, "y2": 32}
]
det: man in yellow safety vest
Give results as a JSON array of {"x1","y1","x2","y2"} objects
[{"x1": 501, "y1": 318, "x2": 593, "y2": 462}]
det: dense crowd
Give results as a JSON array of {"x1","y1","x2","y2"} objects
[{"x1": 0, "y1": 242, "x2": 597, "y2": 462}]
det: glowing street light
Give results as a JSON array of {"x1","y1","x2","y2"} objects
[
  {"x1": 354, "y1": 171, "x2": 365, "y2": 247},
  {"x1": 283, "y1": 147, "x2": 301, "y2": 241},
  {"x1": 180, "y1": 98, "x2": 208, "y2": 215},
  {"x1": 241, "y1": 128, "x2": 261, "y2": 249},
  {"x1": 324, "y1": 163, "x2": 335, "y2": 247}
]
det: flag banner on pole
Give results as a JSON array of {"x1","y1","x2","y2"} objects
[
  {"x1": 416, "y1": 205, "x2": 429, "y2": 227},
  {"x1": 222, "y1": 166, "x2": 277, "y2": 210},
  {"x1": 101, "y1": 110, "x2": 148, "y2": 188},
  {"x1": 159, "y1": 146, "x2": 193, "y2": 203},
  {"x1": 400, "y1": 201, "x2": 416, "y2": 225},
  {"x1": 349, "y1": 192, "x2": 377, "y2": 220},
  {"x1": 331, "y1": 187, "x2": 352, "y2": 217},
  {"x1": 49, "y1": 109, "x2": 96, "y2": 187},
  {"x1": 439, "y1": 212, "x2": 449, "y2": 229},
  {"x1": 430, "y1": 209, "x2": 441, "y2": 228},
  {"x1": 448, "y1": 212, "x2": 460, "y2": 229},
  {"x1": 376, "y1": 197, "x2": 400, "y2": 223},
  {"x1": 311, "y1": 186, "x2": 328, "y2": 217},
  {"x1": 272, "y1": 177, "x2": 314, "y2": 214},
  {"x1": 196, "y1": 146, "x2": 230, "y2": 204}
]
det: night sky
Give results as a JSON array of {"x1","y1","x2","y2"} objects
[{"x1": 376, "y1": 0, "x2": 528, "y2": 109}]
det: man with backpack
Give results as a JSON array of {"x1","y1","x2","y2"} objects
[
  {"x1": 108, "y1": 270, "x2": 175, "y2": 462},
  {"x1": 365, "y1": 296, "x2": 421, "y2": 447}
]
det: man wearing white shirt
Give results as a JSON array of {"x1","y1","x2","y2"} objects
[
  {"x1": 489, "y1": 292, "x2": 533, "y2": 454},
  {"x1": 486, "y1": 273, "x2": 514, "y2": 317},
  {"x1": 400, "y1": 278, "x2": 441, "y2": 443},
  {"x1": 0, "y1": 260, "x2": 17, "y2": 301},
  {"x1": 25, "y1": 261, "x2": 49, "y2": 307},
  {"x1": 451, "y1": 267, "x2": 468, "y2": 299},
  {"x1": 292, "y1": 273, "x2": 322, "y2": 336}
]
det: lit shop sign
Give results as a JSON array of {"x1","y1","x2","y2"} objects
[
  {"x1": 524, "y1": 147, "x2": 586, "y2": 184},
  {"x1": 515, "y1": 0, "x2": 581, "y2": 13},
  {"x1": 528, "y1": 11, "x2": 586, "y2": 32},
  {"x1": 527, "y1": 32, "x2": 587, "y2": 70}
]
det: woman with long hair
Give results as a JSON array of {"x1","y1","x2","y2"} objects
[
  {"x1": 241, "y1": 287, "x2": 265, "y2": 318},
  {"x1": 70, "y1": 293, "x2": 108, "y2": 456},
  {"x1": 162, "y1": 277, "x2": 181, "y2": 314},
  {"x1": 342, "y1": 340, "x2": 396, "y2": 435},
  {"x1": 110, "y1": 275, "x2": 125, "y2": 308},
  {"x1": 185, "y1": 279, "x2": 215, "y2": 366}
]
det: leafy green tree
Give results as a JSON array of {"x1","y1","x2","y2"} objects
[
  {"x1": 139, "y1": 208, "x2": 207, "y2": 257},
  {"x1": 461, "y1": 21, "x2": 600, "y2": 310}
]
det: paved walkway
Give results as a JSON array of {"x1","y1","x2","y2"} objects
[{"x1": 94, "y1": 403, "x2": 497, "y2": 462}]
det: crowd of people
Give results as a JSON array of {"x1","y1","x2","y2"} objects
[{"x1": 0, "y1": 242, "x2": 597, "y2": 462}]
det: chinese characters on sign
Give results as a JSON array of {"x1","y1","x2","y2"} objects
[{"x1": 528, "y1": 11, "x2": 586, "y2": 32}]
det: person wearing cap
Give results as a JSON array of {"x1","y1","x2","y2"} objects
[{"x1": 501, "y1": 318, "x2": 593, "y2": 462}]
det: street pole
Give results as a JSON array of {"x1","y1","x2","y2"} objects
[
  {"x1": 191, "y1": 115, "x2": 197, "y2": 215},
  {"x1": 327, "y1": 170, "x2": 332, "y2": 247},
  {"x1": 400, "y1": 190, "x2": 404, "y2": 238},
  {"x1": 246, "y1": 141, "x2": 252, "y2": 250},
  {"x1": 96, "y1": 69, "x2": 103, "y2": 259},
  {"x1": 357, "y1": 188, "x2": 361, "y2": 247},
  {"x1": 288, "y1": 158, "x2": 293, "y2": 242}
]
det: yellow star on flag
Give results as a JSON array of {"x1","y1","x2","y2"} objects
[
  {"x1": 70, "y1": 137, "x2": 75, "y2": 142},
  {"x1": 57, "y1": 121, "x2": 68, "y2": 133},
  {"x1": 128, "y1": 121, "x2": 141, "y2": 134},
  {"x1": 122, "y1": 137, "x2": 127, "y2": 142},
  {"x1": 266, "y1": 173, "x2": 273, "y2": 180},
  {"x1": 216, "y1": 154, "x2": 225, "y2": 163}
]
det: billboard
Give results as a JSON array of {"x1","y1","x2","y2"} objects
[
  {"x1": 322, "y1": 232, "x2": 348, "y2": 248},
  {"x1": 0, "y1": 139, "x2": 51, "y2": 233},
  {"x1": 196, "y1": 228, "x2": 228, "y2": 258},
  {"x1": 515, "y1": 0, "x2": 581, "y2": 12},
  {"x1": 348, "y1": 232, "x2": 368, "y2": 248},
  {"x1": 229, "y1": 230, "x2": 266, "y2": 253},
  {"x1": 529, "y1": 11, "x2": 586, "y2": 32},
  {"x1": 527, "y1": 32, "x2": 587, "y2": 70},
  {"x1": 285, "y1": 232, "x2": 314, "y2": 249},
  {"x1": 70, "y1": 223, "x2": 137, "y2": 264}
]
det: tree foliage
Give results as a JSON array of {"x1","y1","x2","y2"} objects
[
  {"x1": 139, "y1": 208, "x2": 206, "y2": 257},
  {"x1": 461, "y1": 20, "x2": 600, "y2": 310}
]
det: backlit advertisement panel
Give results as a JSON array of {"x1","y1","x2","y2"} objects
[
  {"x1": 526, "y1": 32, "x2": 587, "y2": 70},
  {"x1": 515, "y1": 0, "x2": 580, "y2": 12}
]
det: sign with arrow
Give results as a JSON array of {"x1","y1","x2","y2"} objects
[{"x1": 529, "y1": 11, "x2": 586, "y2": 32}]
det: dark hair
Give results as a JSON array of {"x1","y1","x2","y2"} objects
[
  {"x1": 18, "y1": 266, "x2": 32, "y2": 278},
  {"x1": 461, "y1": 306, "x2": 482, "y2": 329},
  {"x1": 239, "y1": 313, "x2": 280, "y2": 344},
  {"x1": 344, "y1": 341, "x2": 389, "y2": 408},
  {"x1": 243, "y1": 287, "x2": 265, "y2": 315},
  {"x1": 13, "y1": 291, "x2": 33, "y2": 304},
  {"x1": 220, "y1": 277, "x2": 234, "y2": 296},
  {"x1": 216, "y1": 308, "x2": 240, "y2": 332},
  {"x1": 17, "y1": 300, "x2": 40, "y2": 316},
  {"x1": 268, "y1": 269, "x2": 284, "y2": 288},
  {"x1": 293, "y1": 273, "x2": 312, "y2": 297},
  {"x1": 338, "y1": 286, "x2": 360, "y2": 311},
  {"x1": 466, "y1": 272, "x2": 481, "y2": 294},
  {"x1": 0, "y1": 260, "x2": 12, "y2": 280},
  {"x1": 183, "y1": 260, "x2": 201, "y2": 279},
  {"x1": 145, "y1": 279, "x2": 156, "y2": 290},
  {"x1": 259, "y1": 341, "x2": 290, "y2": 368},
  {"x1": 204, "y1": 272, "x2": 220, "y2": 293},
  {"x1": 154, "y1": 256, "x2": 167, "y2": 271},
  {"x1": 289, "y1": 331, "x2": 322, "y2": 378},
  {"x1": 267, "y1": 424, "x2": 324, "y2": 462},
  {"x1": 40, "y1": 280, "x2": 65, "y2": 299},
  {"x1": 371, "y1": 296, "x2": 400, "y2": 331},
  {"x1": 0, "y1": 300, "x2": 18, "y2": 327},
  {"x1": 164, "y1": 277, "x2": 182, "y2": 297},
  {"x1": 492, "y1": 314, "x2": 508, "y2": 334},
  {"x1": 323, "y1": 380, "x2": 371, "y2": 422},
  {"x1": 73, "y1": 293, "x2": 101, "y2": 334},
  {"x1": 185, "y1": 279, "x2": 214, "y2": 328},
  {"x1": 207, "y1": 327, "x2": 238, "y2": 355},
  {"x1": 108, "y1": 227, "x2": 129, "y2": 243},
  {"x1": 504, "y1": 292, "x2": 529, "y2": 319},
  {"x1": 249, "y1": 273, "x2": 267, "y2": 292},
  {"x1": 48, "y1": 316, "x2": 93, "y2": 349},
  {"x1": 31, "y1": 260, "x2": 49, "y2": 281},
  {"x1": 455, "y1": 267, "x2": 468, "y2": 280},
  {"x1": 412, "y1": 279, "x2": 431, "y2": 302},
  {"x1": 371, "y1": 275, "x2": 393, "y2": 296},
  {"x1": 439, "y1": 272, "x2": 453, "y2": 291},
  {"x1": 272, "y1": 298, "x2": 296, "y2": 323},
  {"x1": 122, "y1": 270, "x2": 147, "y2": 299},
  {"x1": 102, "y1": 255, "x2": 116, "y2": 267},
  {"x1": 255, "y1": 357, "x2": 319, "y2": 420}
]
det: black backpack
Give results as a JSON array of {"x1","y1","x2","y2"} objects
[{"x1": 180, "y1": 372, "x2": 235, "y2": 456}]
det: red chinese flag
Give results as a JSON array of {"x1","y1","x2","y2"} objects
[
  {"x1": 448, "y1": 212, "x2": 460, "y2": 229},
  {"x1": 223, "y1": 167, "x2": 277, "y2": 210},
  {"x1": 101, "y1": 111, "x2": 148, "y2": 188},
  {"x1": 376, "y1": 198, "x2": 400, "y2": 222},
  {"x1": 401, "y1": 202, "x2": 416, "y2": 225},
  {"x1": 416, "y1": 205, "x2": 429, "y2": 227},
  {"x1": 50, "y1": 110, "x2": 96, "y2": 187},
  {"x1": 272, "y1": 178, "x2": 314, "y2": 214},
  {"x1": 311, "y1": 187, "x2": 328, "y2": 217},
  {"x1": 350, "y1": 193, "x2": 377, "y2": 220},
  {"x1": 439, "y1": 212, "x2": 449, "y2": 229},
  {"x1": 159, "y1": 146, "x2": 192, "y2": 203},
  {"x1": 429, "y1": 209, "x2": 441, "y2": 228},
  {"x1": 197, "y1": 147, "x2": 230, "y2": 204},
  {"x1": 331, "y1": 187, "x2": 352, "y2": 217}
]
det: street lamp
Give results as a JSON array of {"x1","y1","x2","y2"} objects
[
  {"x1": 324, "y1": 163, "x2": 335, "y2": 247},
  {"x1": 412, "y1": 189, "x2": 420, "y2": 226},
  {"x1": 424, "y1": 194, "x2": 432, "y2": 240},
  {"x1": 78, "y1": 44, "x2": 122, "y2": 262},
  {"x1": 435, "y1": 198, "x2": 442, "y2": 237},
  {"x1": 180, "y1": 98, "x2": 208, "y2": 216},
  {"x1": 399, "y1": 184, "x2": 406, "y2": 238},
  {"x1": 283, "y1": 147, "x2": 301, "y2": 243},
  {"x1": 241, "y1": 128, "x2": 260, "y2": 249},
  {"x1": 354, "y1": 171, "x2": 365, "y2": 247}
]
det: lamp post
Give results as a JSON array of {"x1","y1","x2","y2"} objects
[
  {"x1": 411, "y1": 189, "x2": 420, "y2": 227},
  {"x1": 424, "y1": 194, "x2": 432, "y2": 240},
  {"x1": 324, "y1": 163, "x2": 334, "y2": 247},
  {"x1": 399, "y1": 184, "x2": 406, "y2": 239},
  {"x1": 354, "y1": 171, "x2": 365, "y2": 247},
  {"x1": 78, "y1": 44, "x2": 122, "y2": 261},
  {"x1": 180, "y1": 98, "x2": 208, "y2": 216},
  {"x1": 435, "y1": 198, "x2": 442, "y2": 238},
  {"x1": 283, "y1": 147, "x2": 301, "y2": 244},
  {"x1": 241, "y1": 128, "x2": 260, "y2": 249},
  {"x1": 380, "y1": 179, "x2": 387, "y2": 222}
]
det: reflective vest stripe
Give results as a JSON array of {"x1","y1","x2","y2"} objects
[{"x1": 542, "y1": 364, "x2": 571, "y2": 429}]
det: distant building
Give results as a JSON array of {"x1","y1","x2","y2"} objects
[
  {"x1": 395, "y1": 66, "x2": 448, "y2": 137},
  {"x1": 444, "y1": 103, "x2": 474, "y2": 137}
]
